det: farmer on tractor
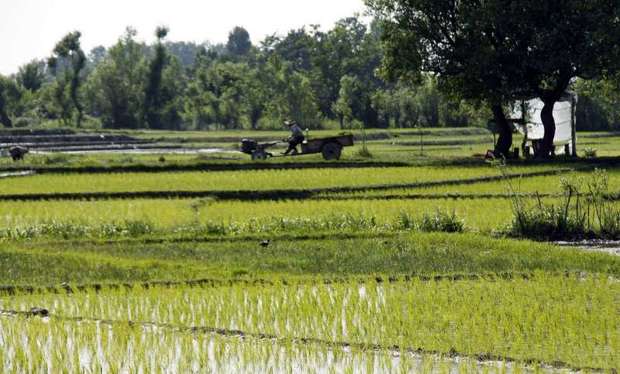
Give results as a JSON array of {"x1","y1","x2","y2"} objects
[{"x1": 283, "y1": 120, "x2": 305, "y2": 155}]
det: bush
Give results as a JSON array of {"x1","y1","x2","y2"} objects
[
  {"x1": 583, "y1": 147, "x2": 597, "y2": 158},
  {"x1": 43, "y1": 154, "x2": 70, "y2": 165},
  {"x1": 397, "y1": 211, "x2": 415, "y2": 230},
  {"x1": 586, "y1": 169, "x2": 620, "y2": 238},
  {"x1": 356, "y1": 146, "x2": 373, "y2": 158},
  {"x1": 507, "y1": 202, "x2": 588, "y2": 240},
  {"x1": 2, "y1": 221, "x2": 90, "y2": 240},
  {"x1": 14, "y1": 117, "x2": 36, "y2": 128},
  {"x1": 502, "y1": 167, "x2": 619, "y2": 240},
  {"x1": 418, "y1": 210, "x2": 465, "y2": 233},
  {"x1": 123, "y1": 220, "x2": 153, "y2": 237}
]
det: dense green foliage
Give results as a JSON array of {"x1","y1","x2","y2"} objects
[
  {"x1": 367, "y1": 0, "x2": 620, "y2": 157},
  {"x1": 1, "y1": 233, "x2": 618, "y2": 284},
  {"x1": 0, "y1": 18, "x2": 494, "y2": 131},
  {"x1": 505, "y1": 169, "x2": 620, "y2": 240},
  {"x1": 1, "y1": 13, "x2": 619, "y2": 133},
  {"x1": 47, "y1": 31, "x2": 87, "y2": 127},
  {"x1": 0, "y1": 75, "x2": 21, "y2": 128}
]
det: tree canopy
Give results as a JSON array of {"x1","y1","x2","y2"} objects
[
  {"x1": 367, "y1": 0, "x2": 620, "y2": 157},
  {"x1": 48, "y1": 31, "x2": 86, "y2": 127},
  {"x1": 226, "y1": 26, "x2": 252, "y2": 57},
  {"x1": 0, "y1": 13, "x2": 619, "y2": 137}
]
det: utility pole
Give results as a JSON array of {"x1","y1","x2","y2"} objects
[
  {"x1": 570, "y1": 94, "x2": 577, "y2": 157},
  {"x1": 419, "y1": 124, "x2": 424, "y2": 156}
]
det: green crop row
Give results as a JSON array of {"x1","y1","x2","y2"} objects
[
  {"x1": 2, "y1": 273, "x2": 617, "y2": 369},
  {"x1": 331, "y1": 169, "x2": 620, "y2": 197},
  {"x1": 0, "y1": 197, "x2": 518, "y2": 235},
  {"x1": 0, "y1": 165, "x2": 560, "y2": 196},
  {"x1": 2, "y1": 197, "x2": 618, "y2": 239},
  {"x1": 0, "y1": 313, "x2": 551, "y2": 373},
  {"x1": 0, "y1": 210, "x2": 464, "y2": 241}
]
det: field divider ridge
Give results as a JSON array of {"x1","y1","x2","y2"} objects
[
  {"x1": 0, "y1": 271, "x2": 589, "y2": 296},
  {"x1": 0, "y1": 161, "x2": 411, "y2": 175},
  {"x1": 25, "y1": 231, "x2": 399, "y2": 248}
]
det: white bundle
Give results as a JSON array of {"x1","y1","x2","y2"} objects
[{"x1": 512, "y1": 98, "x2": 575, "y2": 146}]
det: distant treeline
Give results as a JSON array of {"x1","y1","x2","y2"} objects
[{"x1": 0, "y1": 17, "x2": 618, "y2": 131}]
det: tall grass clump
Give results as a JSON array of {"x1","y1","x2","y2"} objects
[
  {"x1": 586, "y1": 169, "x2": 620, "y2": 237},
  {"x1": 0, "y1": 212, "x2": 469, "y2": 241},
  {"x1": 1, "y1": 219, "x2": 155, "y2": 241},
  {"x1": 356, "y1": 126, "x2": 373, "y2": 158},
  {"x1": 397, "y1": 210, "x2": 465, "y2": 232},
  {"x1": 417, "y1": 210, "x2": 465, "y2": 233},
  {"x1": 501, "y1": 166, "x2": 619, "y2": 240},
  {"x1": 583, "y1": 147, "x2": 597, "y2": 158}
]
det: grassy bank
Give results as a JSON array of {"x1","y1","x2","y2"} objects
[{"x1": 1, "y1": 233, "x2": 618, "y2": 286}]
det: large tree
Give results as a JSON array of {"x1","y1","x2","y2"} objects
[
  {"x1": 367, "y1": 0, "x2": 533, "y2": 157},
  {"x1": 86, "y1": 28, "x2": 146, "y2": 128},
  {"x1": 48, "y1": 31, "x2": 86, "y2": 127},
  {"x1": 512, "y1": 1, "x2": 620, "y2": 156},
  {"x1": 241, "y1": 66, "x2": 269, "y2": 130},
  {"x1": 0, "y1": 75, "x2": 21, "y2": 128},
  {"x1": 144, "y1": 26, "x2": 171, "y2": 129},
  {"x1": 16, "y1": 60, "x2": 46, "y2": 92},
  {"x1": 368, "y1": 0, "x2": 620, "y2": 157},
  {"x1": 226, "y1": 26, "x2": 252, "y2": 57},
  {"x1": 333, "y1": 75, "x2": 362, "y2": 128}
]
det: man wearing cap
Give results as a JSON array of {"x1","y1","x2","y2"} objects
[{"x1": 283, "y1": 120, "x2": 305, "y2": 155}]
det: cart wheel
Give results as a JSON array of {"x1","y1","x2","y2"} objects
[
  {"x1": 321, "y1": 142, "x2": 342, "y2": 160},
  {"x1": 251, "y1": 150, "x2": 268, "y2": 160}
]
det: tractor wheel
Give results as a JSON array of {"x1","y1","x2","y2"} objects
[
  {"x1": 251, "y1": 150, "x2": 268, "y2": 160},
  {"x1": 321, "y1": 142, "x2": 342, "y2": 160}
]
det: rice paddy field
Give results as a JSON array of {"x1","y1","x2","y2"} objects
[{"x1": 0, "y1": 128, "x2": 619, "y2": 372}]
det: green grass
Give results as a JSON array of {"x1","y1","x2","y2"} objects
[
  {"x1": 0, "y1": 165, "x2": 562, "y2": 196},
  {"x1": 1, "y1": 233, "x2": 617, "y2": 285},
  {"x1": 0, "y1": 126, "x2": 496, "y2": 170},
  {"x1": 352, "y1": 168, "x2": 620, "y2": 196},
  {"x1": 0, "y1": 248, "x2": 199, "y2": 285},
  {"x1": 0, "y1": 165, "x2": 615, "y2": 245},
  {"x1": 1, "y1": 129, "x2": 619, "y2": 371},
  {"x1": 1, "y1": 129, "x2": 618, "y2": 172},
  {"x1": 0, "y1": 197, "x2": 514, "y2": 234}
]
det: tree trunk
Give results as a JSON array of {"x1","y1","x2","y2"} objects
[
  {"x1": 491, "y1": 105, "x2": 512, "y2": 157},
  {"x1": 383, "y1": 113, "x2": 390, "y2": 128},
  {"x1": 250, "y1": 111, "x2": 260, "y2": 130},
  {"x1": 71, "y1": 73, "x2": 83, "y2": 128},
  {"x1": 537, "y1": 100, "x2": 556, "y2": 158},
  {"x1": 0, "y1": 109, "x2": 12, "y2": 128}
]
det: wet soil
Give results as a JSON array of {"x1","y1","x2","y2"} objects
[{"x1": 556, "y1": 240, "x2": 620, "y2": 256}]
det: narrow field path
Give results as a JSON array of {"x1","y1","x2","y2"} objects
[
  {"x1": 0, "y1": 170, "x2": 36, "y2": 179},
  {"x1": 0, "y1": 161, "x2": 410, "y2": 175}
]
